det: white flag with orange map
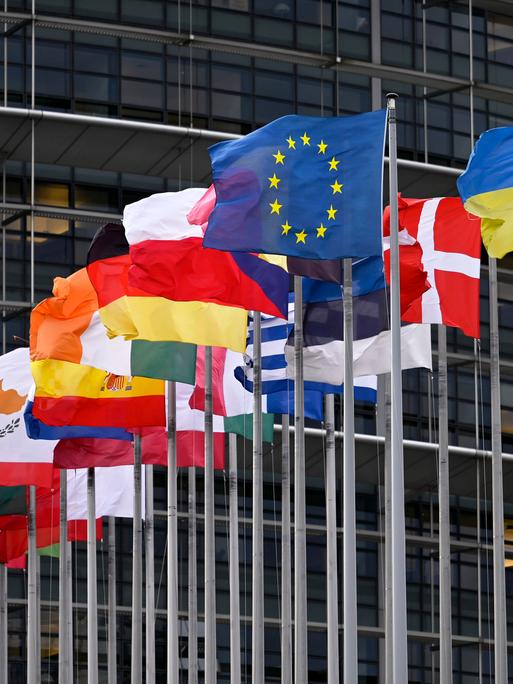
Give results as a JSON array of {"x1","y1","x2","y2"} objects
[{"x1": 0, "y1": 348, "x2": 55, "y2": 487}]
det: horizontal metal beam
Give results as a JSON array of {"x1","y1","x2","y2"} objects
[
  {"x1": 0, "y1": 11, "x2": 512, "y2": 106},
  {"x1": 0, "y1": 201, "x2": 121, "y2": 223},
  {"x1": 0, "y1": 105, "x2": 464, "y2": 177},
  {"x1": 274, "y1": 423, "x2": 513, "y2": 463}
]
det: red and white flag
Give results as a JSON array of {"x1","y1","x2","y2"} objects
[{"x1": 383, "y1": 196, "x2": 481, "y2": 338}]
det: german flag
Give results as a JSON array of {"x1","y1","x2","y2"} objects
[{"x1": 87, "y1": 223, "x2": 248, "y2": 352}]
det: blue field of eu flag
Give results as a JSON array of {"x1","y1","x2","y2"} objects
[{"x1": 204, "y1": 110, "x2": 387, "y2": 259}]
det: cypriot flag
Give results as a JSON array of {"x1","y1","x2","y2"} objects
[{"x1": 0, "y1": 347, "x2": 55, "y2": 487}]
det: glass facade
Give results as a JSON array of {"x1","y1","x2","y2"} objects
[{"x1": 2, "y1": 0, "x2": 513, "y2": 681}]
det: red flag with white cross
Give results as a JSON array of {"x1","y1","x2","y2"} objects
[{"x1": 383, "y1": 195, "x2": 481, "y2": 339}]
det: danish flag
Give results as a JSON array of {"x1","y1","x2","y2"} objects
[{"x1": 383, "y1": 196, "x2": 481, "y2": 338}]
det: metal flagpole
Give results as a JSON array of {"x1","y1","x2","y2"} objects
[
  {"x1": 167, "y1": 381, "x2": 179, "y2": 684},
  {"x1": 384, "y1": 375, "x2": 393, "y2": 683},
  {"x1": 27, "y1": 485, "x2": 38, "y2": 684},
  {"x1": 188, "y1": 468, "x2": 198, "y2": 684},
  {"x1": 87, "y1": 469, "x2": 98, "y2": 684},
  {"x1": 252, "y1": 311, "x2": 264, "y2": 684},
  {"x1": 107, "y1": 517, "x2": 117, "y2": 684},
  {"x1": 228, "y1": 433, "x2": 241, "y2": 684},
  {"x1": 387, "y1": 93, "x2": 409, "y2": 682},
  {"x1": 325, "y1": 394, "x2": 339, "y2": 684},
  {"x1": 281, "y1": 413, "x2": 292, "y2": 684},
  {"x1": 293, "y1": 275, "x2": 308, "y2": 684},
  {"x1": 145, "y1": 464, "x2": 156, "y2": 684},
  {"x1": 489, "y1": 257, "x2": 508, "y2": 682},
  {"x1": 131, "y1": 437, "x2": 143, "y2": 684},
  {"x1": 58, "y1": 470, "x2": 71, "y2": 683},
  {"x1": 0, "y1": 562, "x2": 6, "y2": 684},
  {"x1": 204, "y1": 346, "x2": 217, "y2": 683},
  {"x1": 343, "y1": 260, "x2": 357, "y2": 682},
  {"x1": 437, "y1": 325, "x2": 452, "y2": 682}
]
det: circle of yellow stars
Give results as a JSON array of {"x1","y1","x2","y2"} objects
[{"x1": 267, "y1": 133, "x2": 343, "y2": 244}]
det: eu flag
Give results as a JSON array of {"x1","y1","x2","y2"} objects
[{"x1": 204, "y1": 110, "x2": 387, "y2": 260}]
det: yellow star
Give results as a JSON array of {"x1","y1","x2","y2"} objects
[
  {"x1": 286, "y1": 136, "x2": 296, "y2": 149},
  {"x1": 316, "y1": 223, "x2": 327, "y2": 238},
  {"x1": 295, "y1": 230, "x2": 307, "y2": 243},
  {"x1": 317, "y1": 140, "x2": 328, "y2": 154},
  {"x1": 273, "y1": 150, "x2": 285, "y2": 165},
  {"x1": 268, "y1": 173, "x2": 281, "y2": 189},
  {"x1": 300, "y1": 132, "x2": 311, "y2": 146},
  {"x1": 281, "y1": 220, "x2": 292, "y2": 235},
  {"x1": 326, "y1": 205, "x2": 337, "y2": 220},
  {"x1": 328, "y1": 156, "x2": 340, "y2": 171},
  {"x1": 330, "y1": 179, "x2": 343, "y2": 194},
  {"x1": 269, "y1": 198, "x2": 283, "y2": 215}
]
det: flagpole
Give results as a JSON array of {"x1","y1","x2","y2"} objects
[
  {"x1": 167, "y1": 381, "x2": 179, "y2": 684},
  {"x1": 0, "y1": 563, "x2": 6, "y2": 684},
  {"x1": 293, "y1": 275, "x2": 308, "y2": 684},
  {"x1": 145, "y1": 464, "x2": 155, "y2": 684},
  {"x1": 325, "y1": 394, "x2": 339, "y2": 684},
  {"x1": 342, "y1": 260, "x2": 357, "y2": 682},
  {"x1": 27, "y1": 485, "x2": 38, "y2": 684},
  {"x1": 384, "y1": 375, "x2": 393, "y2": 683},
  {"x1": 387, "y1": 93, "x2": 409, "y2": 682},
  {"x1": 204, "y1": 346, "x2": 217, "y2": 683},
  {"x1": 437, "y1": 325, "x2": 452, "y2": 682},
  {"x1": 281, "y1": 413, "x2": 292, "y2": 684},
  {"x1": 228, "y1": 433, "x2": 241, "y2": 684},
  {"x1": 107, "y1": 517, "x2": 117, "y2": 684},
  {"x1": 252, "y1": 311, "x2": 264, "y2": 684},
  {"x1": 131, "y1": 436, "x2": 143, "y2": 684},
  {"x1": 188, "y1": 467, "x2": 198, "y2": 684},
  {"x1": 87, "y1": 468, "x2": 98, "y2": 684},
  {"x1": 489, "y1": 256, "x2": 508, "y2": 682},
  {"x1": 58, "y1": 470, "x2": 71, "y2": 683}
]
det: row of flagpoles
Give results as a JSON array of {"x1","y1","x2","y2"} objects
[{"x1": 0, "y1": 93, "x2": 509, "y2": 684}]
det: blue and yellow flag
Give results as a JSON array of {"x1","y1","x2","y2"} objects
[
  {"x1": 457, "y1": 126, "x2": 513, "y2": 259},
  {"x1": 204, "y1": 110, "x2": 387, "y2": 260}
]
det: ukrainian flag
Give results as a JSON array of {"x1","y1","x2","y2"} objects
[{"x1": 457, "y1": 126, "x2": 513, "y2": 259}]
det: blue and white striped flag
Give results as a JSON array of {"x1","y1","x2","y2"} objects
[{"x1": 234, "y1": 295, "x2": 377, "y2": 416}]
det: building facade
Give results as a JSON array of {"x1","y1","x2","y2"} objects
[{"x1": 2, "y1": 0, "x2": 513, "y2": 681}]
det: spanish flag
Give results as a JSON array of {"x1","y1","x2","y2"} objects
[
  {"x1": 30, "y1": 268, "x2": 196, "y2": 385},
  {"x1": 458, "y1": 126, "x2": 513, "y2": 259},
  {"x1": 31, "y1": 358, "x2": 165, "y2": 428},
  {"x1": 86, "y1": 222, "x2": 248, "y2": 352}
]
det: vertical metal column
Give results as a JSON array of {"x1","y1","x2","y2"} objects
[
  {"x1": 228, "y1": 434, "x2": 241, "y2": 684},
  {"x1": 252, "y1": 311, "x2": 264, "y2": 684},
  {"x1": 107, "y1": 518, "x2": 117, "y2": 684},
  {"x1": 325, "y1": 394, "x2": 339, "y2": 684},
  {"x1": 437, "y1": 325, "x2": 453, "y2": 683},
  {"x1": 167, "y1": 381, "x2": 179, "y2": 684},
  {"x1": 281, "y1": 413, "x2": 292, "y2": 684},
  {"x1": 58, "y1": 470, "x2": 71, "y2": 683},
  {"x1": 188, "y1": 468, "x2": 198, "y2": 684},
  {"x1": 204, "y1": 347, "x2": 217, "y2": 683},
  {"x1": 145, "y1": 465, "x2": 155, "y2": 684},
  {"x1": 489, "y1": 257, "x2": 508, "y2": 682},
  {"x1": 387, "y1": 94, "x2": 409, "y2": 683},
  {"x1": 293, "y1": 276, "x2": 308, "y2": 684},
  {"x1": 342, "y1": 261, "x2": 357, "y2": 683},
  {"x1": 87, "y1": 469, "x2": 98, "y2": 684},
  {"x1": 131, "y1": 438, "x2": 143, "y2": 684}
]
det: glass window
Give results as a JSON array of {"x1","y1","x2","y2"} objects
[
  {"x1": 35, "y1": 182, "x2": 69, "y2": 207},
  {"x1": 254, "y1": 0, "x2": 294, "y2": 20},
  {"x1": 35, "y1": 41, "x2": 69, "y2": 69},
  {"x1": 121, "y1": 79, "x2": 163, "y2": 108},
  {"x1": 297, "y1": 0, "x2": 332, "y2": 26},
  {"x1": 211, "y1": 10, "x2": 251, "y2": 39},
  {"x1": 212, "y1": 64, "x2": 252, "y2": 93},
  {"x1": 339, "y1": 5, "x2": 370, "y2": 33},
  {"x1": 122, "y1": 52, "x2": 163, "y2": 81},
  {"x1": 212, "y1": 91, "x2": 252, "y2": 120},
  {"x1": 74, "y1": 0, "x2": 118, "y2": 20},
  {"x1": 74, "y1": 74, "x2": 118, "y2": 102},
  {"x1": 255, "y1": 71, "x2": 294, "y2": 100},
  {"x1": 254, "y1": 18, "x2": 294, "y2": 47},
  {"x1": 74, "y1": 46, "x2": 118, "y2": 75},
  {"x1": 121, "y1": 0, "x2": 164, "y2": 25},
  {"x1": 33, "y1": 68, "x2": 70, "y2": 98}
]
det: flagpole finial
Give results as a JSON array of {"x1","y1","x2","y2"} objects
[{"x1": 386, "y1": 93, "x2": 398, "y2": 110}]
